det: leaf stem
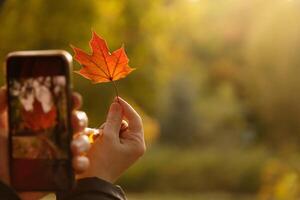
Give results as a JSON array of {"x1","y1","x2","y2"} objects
[{"x1": 112, "y1": 80, "x2": 120, "y2": 103}]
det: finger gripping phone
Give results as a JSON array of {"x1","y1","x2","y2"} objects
[{"x1": 5, "y1": 50, "x2": 74, "y2": 191}]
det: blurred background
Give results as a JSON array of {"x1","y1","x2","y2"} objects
[{"x1": 1, "y1": 0, "x2": 300, "y2": 199}]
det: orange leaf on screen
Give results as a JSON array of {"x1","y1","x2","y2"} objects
[{"x1": 21, "y1": 100, "x2": 57, "y2": 132}]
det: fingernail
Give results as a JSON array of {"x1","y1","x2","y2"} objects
[
  {"x1": 76, "y1": 111, "x2": 88, "y2": 127},
  {"x1": 74, "y1": 156, "x2": 89, "y2": 172},
  {"x1": 72, "y1": 92, "x2": 82, "y2": 108},
  {"x1": 110, "y1": 102, "x2": 121, "y2": 113},
  {"x1": 114, "y1": 96, "x2": 119, "y2": 103},
  {"x1": 117, "y1": 96, "x2": 125, "y2": 102}
]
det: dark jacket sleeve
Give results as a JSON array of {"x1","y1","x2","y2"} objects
[
  {"x1": 0, "y1": 181, "x2": 20, "y2": 200},
  {"x1": 60, "y1": 177, "x2": 126, "y2": 200}
]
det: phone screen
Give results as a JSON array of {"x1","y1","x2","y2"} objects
[{"x1": 6, "y1": 54, "x2": 73, "y2": 191}]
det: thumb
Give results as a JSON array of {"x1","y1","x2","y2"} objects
[{"x1": 103, "y1": 101, "x2": 122, "y2": 138}]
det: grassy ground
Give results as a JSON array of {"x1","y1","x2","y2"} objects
[
  {"x1": 128, "y1": 193, "x2": 254, "y2": 200},
  {"x1": 119, "y1": 146, "x2": 267, "y2": 193},
  {"x1": 42, "y1": 192, "x2": 254, "y2": 200}
]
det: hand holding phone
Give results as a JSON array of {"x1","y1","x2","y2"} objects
[
  {"x1": 5, "y1": 50, "x2": 75, "y2": 191},
  {"x1": 1, "y1": 88, "x2": 92, "y2": 200}
]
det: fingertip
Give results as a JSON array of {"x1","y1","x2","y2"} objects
[
  {"x1": 115, "y1": 96, "x2": 124, "y2": 104},
  {"x1": 114, "y1": 97, "x2": 131, "y2": 113},
  {"x1": 72, "y1": 92, "x2": 82, "y2": 110},
  {"x1": 115, "y1": 97, "x2": 137, "y2": 118},
  {"x1": 72, "y1": 156, "x2": 90, "y2": 174},
  {"x1": 71, "y1": 135, "x2": 90, "y2": 155},
  {"x1": 77, "y1": 111, "x2": 88, "y2": 127},
  {"x1": 115, "y1": 97, "x2": 142, "y2": 132},
  {"x1": 72, "y1": 111, "x2": 88, "y2": 134},
  {"x1": 121, "y1": 120, "x2": 129, "y2": 132},
  {"x1": 109, "y1": 102, "x2": 122, "y2": 115}
]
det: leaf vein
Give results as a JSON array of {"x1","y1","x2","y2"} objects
[{"x1": 112, "y1": 50, "x2": 123, "y2": 77}]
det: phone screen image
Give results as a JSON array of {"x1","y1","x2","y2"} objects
[{"x1": 6, "y1": 54, "x2": 73, "y2": 191}]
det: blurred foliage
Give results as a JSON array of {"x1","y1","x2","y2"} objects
[
  {"x1": 119, "y1": 146, "x2": 268, "y2": 193},
  {"x1": 1, "y1": 0, "x2": 300, "y2": 198},
  {"x1": 128, "y1": 193, "x2": 253, "y2": 200},
  {"x1": 243, "y1": 1, "x2": 300, "y2": 150},
  {"x1": 258, "y1": 159, "x2": 300, "y2": 200}
]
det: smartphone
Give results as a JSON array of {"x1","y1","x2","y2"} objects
[{"x1": 5, "y1": 50, "x2": 74, "y2": 191}]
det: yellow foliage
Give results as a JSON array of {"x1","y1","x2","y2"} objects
[
  {"x1": 259, "y1": 160, "x2": 300, "y2": 200},
  {"x1": 141, "y1": 112, "x2": 160, "y2": 145},
  {"x1": 124, "y1": 99, "x2": 160, "y2": 145}
]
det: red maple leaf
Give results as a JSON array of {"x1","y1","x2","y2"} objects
[{"x1": 71, "y1": 31, "x2": 134, "y2": 84}]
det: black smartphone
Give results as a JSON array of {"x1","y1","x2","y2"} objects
[{"x1": 5, "y1": 50, "x2": 74, "y2": 191}]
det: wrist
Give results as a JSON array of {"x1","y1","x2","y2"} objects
[
  {"x1": 77, "y1": 170, "x2": 117, "y2": 184},
  {"x1": 67, "y1": 177, "x2": 126, "y2": 200}
]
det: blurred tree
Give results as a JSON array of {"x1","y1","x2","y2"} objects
[
  {"x1": 3, "y1": 0, "x2": 300, "y2": 196},
  {"x1": 160, "y1": 71, "x2": 200, "y2": 145},
  {"x1": 0, "y1": 0, "x2": 96, "y2": 82},
  {"x1": 0, "y1": 0, "x2": 4, "y2": 8},
  {"x1": 243, "y1": 0, "x2": 300, "y2": 151},
  {"x1": 198, "y1": 83, "x2": 247, "y2": 147},
  {"x1": 0, "y1": 0, "x2": 159, "y2": 129},
  {"x1": 2, "y1": 0, "x2": 299, "y2": 151}
]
